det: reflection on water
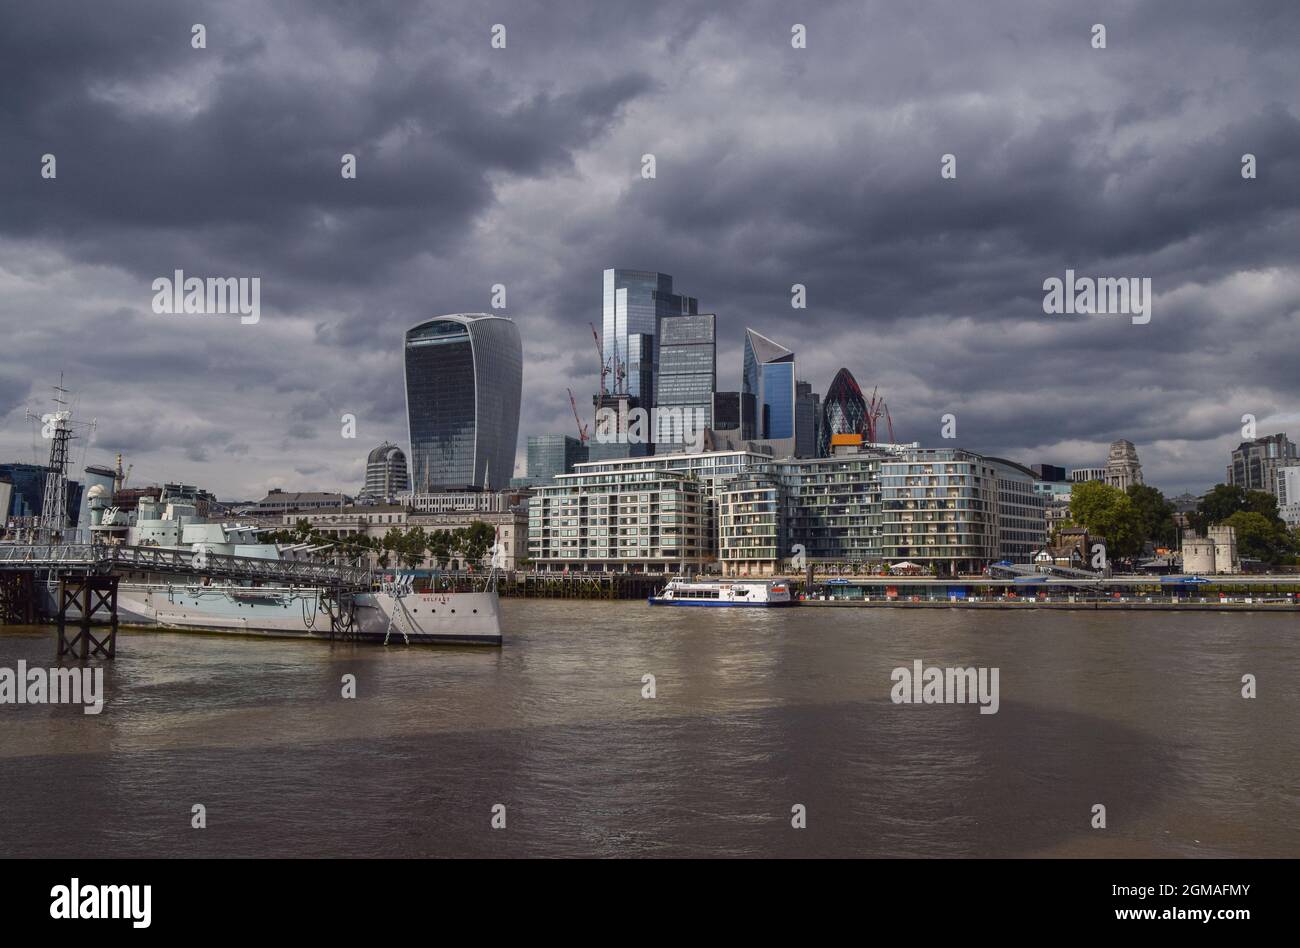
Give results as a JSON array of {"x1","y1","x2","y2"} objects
[{"x1": 1, "y1": 603, "x2": 1296, "y2": 857}]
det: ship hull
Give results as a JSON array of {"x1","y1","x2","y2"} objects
[
  {"x1": 38, "y1": 583, "x2": 503, "y2": 646},
  {"x1": 648, "y1": 598, "x2": 796, "y2": 607}
]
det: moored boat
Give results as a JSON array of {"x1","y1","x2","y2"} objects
[{"x1": 648, "y1": 578, "x2": 796, "y2": 607}]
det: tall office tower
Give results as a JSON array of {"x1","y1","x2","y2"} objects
[
  {"x1": 1030, "y1": 463, "x2": 1068, "y2": 482},
  {"x1": 601, "y1": 269, "x2": 698, "y2": 408},
  {"x1": 527, "y1": 434, "x2": 588, "y2": 482},
  {"x1": 1227, "y1": 432, "x2": 1298, "y2": 497},
  {"x1": 741, "y1": 328, "x2": 796, "y2": 442},
  {"x1": 795, "y1": 381, "x2": 820, "y2": 458},
  {"x1": 360, "y1": 442, "x2": 410, "y2": 501},
  {"x1": 405, "y1": 314, "x2": 522, "y2": 492},
  {"x1": 655, "y1": 313, "x2": 716, "y2": 448},
  {"x1": 713, "y1": 391, "x2": 742, "y2": 431},
  {"x1": 1103, "y1": 440, "x2": 1144, "y2": 491},
  {"x1": 818, "y1": 367, "x2": 867, "y2": 456},
  {"x1": 1277, "y1": 465, "x2": 1300, "y2": 528},
  {"x1": 587, "y1": 391, "x2": 651, "y2": 462}
]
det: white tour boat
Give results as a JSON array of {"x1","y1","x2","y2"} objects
[{"x1": 648, "y1": 578, "x2": 796, "y2": 607}]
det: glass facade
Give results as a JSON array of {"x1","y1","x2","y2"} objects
[
  {"x1": 713, "y1": 391, "x2": 743, "y2": 431},
  {"x1": 601, "y1": 269, "x2": 697, "y2": 408},
  {"x1": 795, "y1": 380, "x2": 820, "y2": 457},
  {"x1": 1228, "y1": 433, "x2": 1297, "y2": 497},
  {"x1": 819, "y1": 368, "x2": 868, "y2": 457},
  {"x1": 655, "y1": 313, "x2": 715, "y2": 446},
  {"x1": 741, "y1": 328, "x2": 796, "y2": 441},
  {"x1": 404, "y1": 314, "x2": 522, "y2": 492},
  {"x1": 527, "y1": 434, "x2": 588, "y2": 482},
  {"x1": 528, "y1": 468, "x2": 711, "y2": 572}
]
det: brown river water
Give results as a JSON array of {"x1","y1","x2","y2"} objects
[{"x1": 1, "y1": 602, "x2": 1296, "y2": 857}]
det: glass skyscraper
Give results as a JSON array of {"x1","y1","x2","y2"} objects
[
  {"x1": 819, "y1": 367, "x2": 868, "y2": 456},
  {"x1": 526, "y1": 434, "x2": 588, "y2": 482},
  {"x1": 655, "y1": 312, "x2": 716, "y2": 447},
  {"x1": 741, "y1": 328, "x2": 796, "y2": 441},
  {"x1": 601, "y1": 269, "x2": 697, "y2": 407},
  {"x1": 795, "y1": 380, "x2": 820, "y2": 458},
  {"x1": 404, "y1": 314, "x2": 522, "y2": 492}
]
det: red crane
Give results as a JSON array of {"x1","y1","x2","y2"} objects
[
  {"x1": 567, "y1": 388, "x2": 590, "y2": 443},
  {"x1": 864, "y1": 386, "x2": 895, "y2": 444}
]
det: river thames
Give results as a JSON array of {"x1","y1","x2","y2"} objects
[{"x1": 1, "y1": 602, "x2": 1296, "y2": 857}]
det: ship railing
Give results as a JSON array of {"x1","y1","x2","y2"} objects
[{"x1": 0, "y1": 543, "x2": 375, "y2": 587}]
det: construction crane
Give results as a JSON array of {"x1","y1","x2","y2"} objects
[
  {"x1": 567, "y1": 388, "x2": 590, "y2": 443},
  {"x1": 864, "y1": 387, "x2": 895, "y2": 444},
  {"x1": 590, "y1": 322, "x2": 609, "y2": 397}
]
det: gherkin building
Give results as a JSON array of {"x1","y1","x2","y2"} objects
[{"x1": 818, "y1": 367, "x2": 867, "y2": 456}]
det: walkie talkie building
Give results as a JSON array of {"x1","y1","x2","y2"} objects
[{"x1": 404, "y1": 314, "x2": 522, "y2": 492}]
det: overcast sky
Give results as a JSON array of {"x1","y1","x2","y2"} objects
[{"x1": 1, "y1": 0, "x2": 1297, "y2": 499}]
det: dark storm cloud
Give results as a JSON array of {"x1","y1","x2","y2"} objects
[{"x1": 0, "y1": 0, "x2": 1297, "y2": 497}]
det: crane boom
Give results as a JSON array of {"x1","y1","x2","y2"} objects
[{"x1": 567, "y1": 388, "x2": 590, "y2": 443}]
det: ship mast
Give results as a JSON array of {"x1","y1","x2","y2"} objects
[{"x1": 25, "y1": 376, "x2": 96, "y2": 544}]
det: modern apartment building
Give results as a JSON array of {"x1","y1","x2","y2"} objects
[
  {"x1": 777, "y1": 453, "x2": 884, "y2": 564},
  {"x1": 1276, "y1": 465, "x2": 1300, "y2": 527},
  {"x1": 1228, "y1": 433, "x2": 1298, "y2": 497},
  {"x1": 527, "y1": 467, "x2": 712, "y2": 572},
  {"x1": 878, "y1": 451, "x2": 996, "y2": 575},
  {"x1": 987, "y1": 458, "x2": 1049, "y2": 562},
  {"x1": 574, "y1": 448, "x2": 776, "y2": 496},
  {"x1": 719, "y1": 474, "x2": 785, "y2": 576},
  {"x1": 533, "y1": 444, "x2": 1043, "y2": 576}
]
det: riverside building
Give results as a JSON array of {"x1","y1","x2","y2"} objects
[
  {"x1": 527, "y1": 467, "x2": 711, "y2": 572},
  {"x1": 534, "y1": 444, "x2": 1044, "y2": 576},
  {"x1": 1228, "y1": 433, "x2": 1298, "y2": 498}
]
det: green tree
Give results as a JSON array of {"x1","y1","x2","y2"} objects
[
  {"x1": 1068, "y1": 481, "x2": 1142, "y2": 557},
  {"x1": 454, "y1": 521, "x2": 496, "y2": 567},
  {"x1": 427, "y1": 529, "x2": 454, "y2": 569},
  {"x1": 1192, "y1": 484, "x2": 1245, "y2": 532},
  {"x1": 1222, "y1": 511, "x2": 1291, "y2": 564},
  {"x1": 400, "y1": 526, "x2": 428, "y2": 568},
  {"x1": 1243, "y1": 489, "x2": 1282, "y2": 524},
  {"x1": 1126, "y1": 483, "x2": 1177, "y2": 549}
]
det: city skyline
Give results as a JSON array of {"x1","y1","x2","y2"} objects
[{"x1": 1, "y1": 1, "x2": 1297, "y2": 499}]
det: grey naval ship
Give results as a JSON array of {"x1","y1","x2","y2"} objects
[{"x1": 77, "y1": 486, "x2": 502, "y2": 646}]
